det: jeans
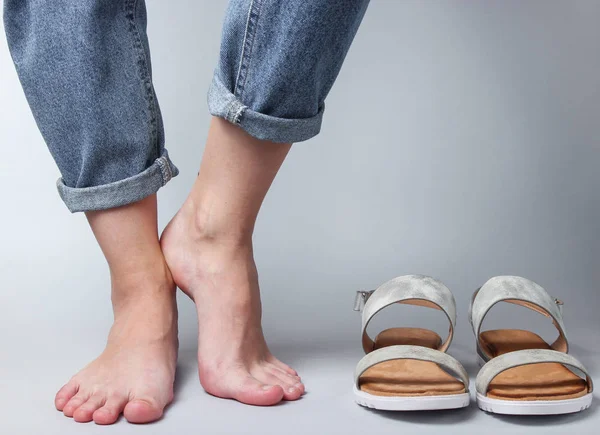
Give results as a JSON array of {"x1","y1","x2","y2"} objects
[{"x1": 4, "y1": 0, "x2": 369, "y2": 212}]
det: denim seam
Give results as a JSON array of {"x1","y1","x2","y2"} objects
[
  {"x1": 155, "y1": 155, "x2": 172, "y2": 185},
  {"x1": 233, "y1": 0, "x2": 263, "y2": 101},
  {"x1": 225, "y1": 99, "x2": 235, "y2": 122},
  {"x1": 232, "y1": 104, "x2": 246, "y2": 124},
  {"x1": 226, "y1": 99, "x2": 247, "y2": 124},
  {"x1": 233, "y1": 0, "x2": 254, "y2": 96},
  {"x1": 124, "y1": 0, "x2": 159, "y2": 159}
]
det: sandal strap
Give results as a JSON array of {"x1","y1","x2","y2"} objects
[
  {"x1": 476, "y1": 349, "x2": 593, "y2": 395},
  {"x1": 354, "y1": 345, "x2": 470, "y2": 391},
  {"x1": 469, "y1": 276, "x2": 568, "y2": 361},
  {"x1": 359, "y1": 275, "x2": 457, "y2": 353}
]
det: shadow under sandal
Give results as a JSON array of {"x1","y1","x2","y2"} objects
[
  {"x1": 353, "y1": 275, "x2": 470, "y2": 411},
  {"x1": 471, "y1": 276, "x2": 594, "y2": 415}
]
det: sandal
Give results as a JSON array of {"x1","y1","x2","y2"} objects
[
  {"x1": 471, "y1": 276, "x2": 593, "y2": 415},
  {"x1": 353, "y1": 275, "x2": 470, "y2": 411}
]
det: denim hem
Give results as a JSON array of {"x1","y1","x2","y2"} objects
[
  {"x1": 56, "y1": 150, "x2": 179, "y2": 213},
  {"x1": 207, "y1": 75, "x2": 324, "y2": 143}
]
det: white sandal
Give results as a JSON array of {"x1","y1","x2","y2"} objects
[
  {"x1": 471, "y1": 276, "x2": 593, "y2": 415},
  {"x1": 353, "y1": 275, "x2": 470, "y2": 411}
]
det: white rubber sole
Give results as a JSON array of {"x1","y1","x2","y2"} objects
[
  {"x1": 353, "y1": 385, "x2": 470, "y2": 411},
  {"x1": 476, "y1": 392, "x2": 593, "y2": 415}
]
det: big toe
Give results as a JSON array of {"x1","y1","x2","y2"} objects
[
  {"x1": 123, "y1": 399, "x2": 165, "y2": 424},
  {"x1": 234, "y1": 379, "x2": 285, "y2": 406}
]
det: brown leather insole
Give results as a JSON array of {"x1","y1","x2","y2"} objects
[
  {"x1": 479, "y1": 329, "x2": 589, "y2": 401},
  {"x1": 359, "y1": 328, "x2": 466, "y2": 397}
]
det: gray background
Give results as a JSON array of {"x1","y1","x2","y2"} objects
[{"x1": 1, "y1": 0, "x2": 599, "y2": 433}]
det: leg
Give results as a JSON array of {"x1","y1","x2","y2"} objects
[
  {"x1": 162, "y1": 0, "x2": 369, "y2": 408},
  {"x1": 56, "y1": 195, "x2": 177, "y2": 424},
  {"x1": 4, "y1": 0, "x2": 179, "y2": 423},
  {"x1": 162, "y1": 118, "x2": 296, "y2": 405}
]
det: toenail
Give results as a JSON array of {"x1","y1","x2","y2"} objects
[
  {"x1": 262, "y1": 385, "x2": 273, "y2": 391},
  {"x1": 288, "y1": 387, "x2": 297, "y2": 393}
]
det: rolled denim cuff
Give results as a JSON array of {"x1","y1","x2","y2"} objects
[
  {"x1": 208, "y1": 75, "x2": 324, "y2": 144},
  {"x1": 56, "y1": 150, "x2": 179, "y2": 213}
]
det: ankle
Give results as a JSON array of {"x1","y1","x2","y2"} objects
[
  {"x1": 110, "y1": 260, "x2": 175, "y2": 306},
  {"x1": 182, "y1": 196, "x2": 254, "y2": 248},
  {"x1": 110, "y1": 278, "x2": 178, "y2": 342}
]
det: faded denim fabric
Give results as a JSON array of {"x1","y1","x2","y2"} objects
[
  {"x1": 4, "y1": 0, "x2": 177, "y2": 212},
  {"x1": 4, "y1": 0, "x2": 369, "y2": 212},
  {"x1": 209, "y1": 0, "x2": 370, "y2": 143}
]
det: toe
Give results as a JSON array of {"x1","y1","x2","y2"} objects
[
  {"x1": 282, "y1": 376, "x2": 305, "y2": 400},
  {"x1": 55, "y1": 382, "x2": 79, "y2": 411},
  {"x1": 265, "y1": 369, "x2": 304, "y2": 400},
  {"x1": 233, "y1": 377, "x2": 285, "y2": 406},
  {"x1": 281, "y1": 382, "x2": 304, "y2": 401},
  {"x1": 256, "y1": 366, "x2": 304, "y2": 401},
  {"x1": 73, "y1": 394, "x2": 106, "y2": 423},
  {"x1": 268, "y1": 364, "x2": 302, "y2": 383},
  {"x1": 63, "y1": 393, "x2": 89, "y2": 417},
  {"x1": 123, "y1": 398, "x2": 165, "y2": 424},
  {"x1": 273, "y1": 376, "x2": 304, "y2": 401},
  {"x1": 93, "y1": 396, "x2": 128, "y2": 425},
  {"x1": 266, "y1": 355, "x2": 298, "y2": 376}
]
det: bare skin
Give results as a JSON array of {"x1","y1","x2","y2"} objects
[
  {"x1": 161, "y1": 117, "x2": 305, "y2": 405},
  {"x1": 54, "y1": 195, "x2": 178, "y2": 424},
  {"x1": 54, "y1": 117, "x2": 302, "y2": 421}
]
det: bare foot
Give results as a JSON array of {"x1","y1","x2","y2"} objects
[
  {"x1": 54, "y1": 266, "x2": 178, "y2": 424},
  {"x1": 161, "y1": 202, "x2": 304, "y2": 406}
]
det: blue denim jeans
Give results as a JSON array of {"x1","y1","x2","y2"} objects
[{"x1": 4, "y1": 0, "x2": 369, "y2": 212}]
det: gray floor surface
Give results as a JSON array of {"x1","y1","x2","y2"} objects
[{"x1": 2, "y1": 331, "x2": 598, "y2": 435}]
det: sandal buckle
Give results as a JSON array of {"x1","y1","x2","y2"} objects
[
  {"x1": 554, "y1": 297, "x2": 564, "y2": 314},
  {"x1": 354, "y1": 290, "x2": 375, "y2": 312}
]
